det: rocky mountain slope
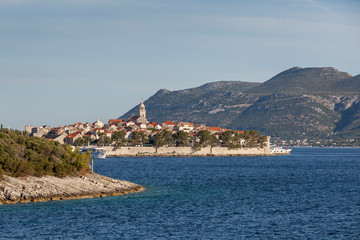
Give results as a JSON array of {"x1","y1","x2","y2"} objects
[{"x1": 120, "y1": 67, "x2": 360, "y2": 140}]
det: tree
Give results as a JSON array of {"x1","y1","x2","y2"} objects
[
  {"x1": 74, "y1": 137, "x2": 85, "y2": 147},
  {"x1": 220, "y1": 131, "x2": 243, "y2": 149},
  {"x1": 111, "y1": 131, "x2": 126, "y2": 148},
  {"x1": 197, "y1": 130, "x2": 219, "y2": 147},
  {"x1": 74, "y1": 136, "x2": 93, "y2": 147},
  {"x1": 173, "y1": 130, "x2": 192, "y2": 147},
  {"x1": 153, "y1": 130, "x2": 173, "y2": 147},
  {"x1": 129, "y1": 131, "x2": 148, "y2": 145},
  {"x1": 83, "y1": 136, "x2": 92, "y2": 146},
  {"x1": 97, "y1": 133, "x2": 111, "y2": 147}
]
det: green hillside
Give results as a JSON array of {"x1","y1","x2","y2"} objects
[{"x1": 0, "y1": 129, "x2": 91, "y2": 179}]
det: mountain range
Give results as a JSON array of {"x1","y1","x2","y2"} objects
[{"x1": 120, "y1": 67, "x2": 360, "y2": 141}]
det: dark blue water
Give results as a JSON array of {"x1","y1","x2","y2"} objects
[{"x1": 1, "y1": 148, "x2": 360, "y2": 239}]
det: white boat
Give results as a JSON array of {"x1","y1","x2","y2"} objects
[
  {"x1": 80, "y1": 147, "x2": 108, "y2": 159},
  {"x1": 270, "y1": 146, "x2": 292, "y2": 154}
]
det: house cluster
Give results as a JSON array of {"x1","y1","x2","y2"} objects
[{"x1": 25, "y1": 101, "x2": 244, "y2": 145}]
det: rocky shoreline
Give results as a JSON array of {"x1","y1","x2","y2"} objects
[{"x1": 0, "y1": 173, "x2": 144, "y2": 204}]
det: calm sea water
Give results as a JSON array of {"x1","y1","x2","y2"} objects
[{"x1": 1, "y1": 148, "x2": 359, "y2": 239}]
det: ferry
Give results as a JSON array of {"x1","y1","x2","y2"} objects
[
  {"x1": 80, "y1": 147, "x2": 108, "y2": 159},
  {"x1": 270, "y1": 146, "x2": 292, "y2": 154}
]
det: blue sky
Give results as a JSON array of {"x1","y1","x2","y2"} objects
[{"x1": 1, "y1": 0, "x2": 359, "y2": 129}]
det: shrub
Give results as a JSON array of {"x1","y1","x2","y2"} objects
[{"x1": 0, "y1": 129, "x2": 91, "y2": 178}]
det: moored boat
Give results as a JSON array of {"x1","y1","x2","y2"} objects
[
  {"x1": 80, "y1": 147, "x2": 108, "y2": 159},
  {"x1": 270, "y1": 146, "x2": 292, "y2": 154}
]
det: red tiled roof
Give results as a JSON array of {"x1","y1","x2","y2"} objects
[
  {"x1": 148, "y1": 122, "x2": 159, "y2": 127},
  {"x1": 163, "y1": 121, "x2": 176, "y2": 125},
  {"x1": 236, "y1": 130, "x2": 245, "y2": 134},
  {"x1": 206, "y1": 127, "x2": 221, "y2": 132},
  {"x1": 109, "y1": 119, "x2": 124, "y2": 124},
  {"x1": 66, "y1": 133, "x2": 79, "y2": 139}
]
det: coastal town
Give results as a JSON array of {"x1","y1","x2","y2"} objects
[{"x1": 25, "y1": 101, "x2": 272, "y2": 154}]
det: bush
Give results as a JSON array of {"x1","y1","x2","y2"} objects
[{"x1": 0, "y1": 129, "x2": 91, "y2": 178}]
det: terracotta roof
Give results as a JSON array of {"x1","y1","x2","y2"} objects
[
  {"x1": 148, "y1": 122, "x2": 159, "y2": 127},
  {"x1": 236, "y1": 130, "x2": 245, "y2": 134},
  {"x1": 163, "y1": 121, "x2": 176, "y2": 125},
  {"x1": 66, "y1": 133, "x2": 79, "y2": 139},
  {"x1": 109, "y1": 119, "x2": 124, "y2": 124},
  {"x1": 205, "y1": 127, "x2": 221, "y2": 132}
]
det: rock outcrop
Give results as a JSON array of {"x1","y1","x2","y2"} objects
[{"x1": 0, "y1": 173, "x2": 144, "y2": 204}]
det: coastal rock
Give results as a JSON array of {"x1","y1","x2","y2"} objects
[{"x1": 0, "y1": 173, "x2": 144, "y2": 204}]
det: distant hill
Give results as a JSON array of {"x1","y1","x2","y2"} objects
[
  {"x1": 120, "y1": 67, "x2": 360, "y2": 140},
  {"x1": 248, "y1": 67, "x2": 354, "y2": 95}
]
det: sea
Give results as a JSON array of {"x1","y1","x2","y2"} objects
[{"x1": 1, "y1": 147, "x2": 359, "y2": 239}]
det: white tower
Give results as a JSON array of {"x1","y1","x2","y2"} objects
[{"x1": 139, "y1": 100, "x2": 146, "y2": 118}]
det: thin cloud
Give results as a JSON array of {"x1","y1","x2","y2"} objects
[
  {"x1": 0, "y1": 0, "x2": 136, "y2": 6},
  {"x1": 305, "y1": 0, "x2": 333, "y2": 13},
  {"x1": 292, "y1": 0, "x2": 333, "y2": 13}
]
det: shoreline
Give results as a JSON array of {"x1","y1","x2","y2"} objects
[
  {"x1": 107, "y1": 153, "x2": 290, "y2": 157},
  {"x1": 0, "y1": 173, "x2": 144, "y2": 205},
  {"x1": 103, "y1": 146, "x2": 288, "y2": 157}
]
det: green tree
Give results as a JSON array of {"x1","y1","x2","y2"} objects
[
  {"x1": 97, "y1": 133, "x2": 112, "y2": 147},
  {"x1": 197, "y1": 130, "x2": 219, "y2": 147},
  {"x1": 220, "y1": 131, "x2": 243, "y2": 149},
  {"x1": 74, "y1": 137, "x2": 85, "y2": 147},
  {"x1": 111, "y1": 131, "x2": 126, "y2": 148},
  {"x1": 74, "y1": 136, "x2": 93, "y2": 147},
  {"x1": 173, "y1": 130, "x2": 192, "y2": 147},
  {"x1": 0, "y1": 129, "x2": 91, "y2": 178},
  {"x1": 153, "y1": 130, "x2": 173, "y2": 147},
  {"x1": 129, "y1": 131, "x2": 148, "y2": 145}
]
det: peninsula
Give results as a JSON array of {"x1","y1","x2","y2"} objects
[
  {"x1": 24, "y1": 101, "x2": 289, "y2": 157},
  {"x1": 0, "y1": 129, "x2": 143, "y2": 204}
]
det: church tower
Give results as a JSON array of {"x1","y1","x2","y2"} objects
[{"x1": 139, "y1": 100, "x2": 146, "y2": 118}]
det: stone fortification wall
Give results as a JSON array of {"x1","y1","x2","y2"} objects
[{"x1": 103, "y1": 146, "x2": 274, "y2": 157}]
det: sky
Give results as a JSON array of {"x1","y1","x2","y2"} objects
[{"x1": 1, "y1": 0, "x2": 359, "y2": 129}]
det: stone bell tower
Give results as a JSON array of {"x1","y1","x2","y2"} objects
[{"x1": 139, "y1": 100, "x2": 146, "y2": 119}]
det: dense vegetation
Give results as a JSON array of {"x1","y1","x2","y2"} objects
[
  {"x1": 76, "y1": 129, "x2": 268, "y2": 150},
  {"x1": 0, "y1": 129, "x2": 91, "y2": 179}
]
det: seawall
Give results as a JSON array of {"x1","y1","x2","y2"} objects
[
  {"x1": 104, "y1": 146, "x2": 285, "y2": 157},
  {"x1": 0, "y1": 173, "x2": 144, "y2": 204}
]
